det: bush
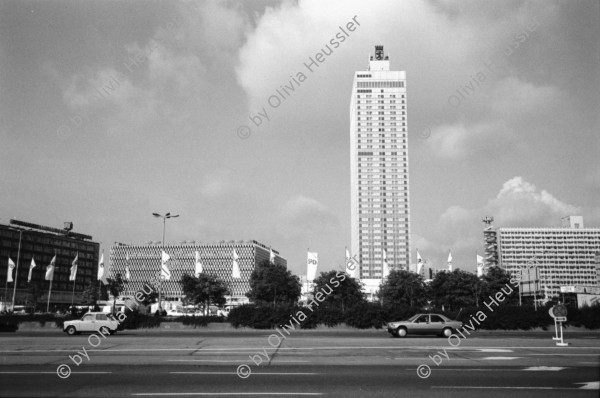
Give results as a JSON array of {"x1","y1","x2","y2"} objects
[
  {"x1": 345, "y1": 302, "x2": 386, "y2": 329},
  {"x1": 382, "y1": 305, "x2": 422, "y2": 323},
  {"x1": 565, "y1": 304, "x2": 600, "y2": 329},
  {"x1": 119, "y1": 310, "x2": 162, "y2": 329},
  {"x1": 178, "y1": 315, "x2": 225, "y2": 327},
  {"x1": 228, "y1": 304, "x2": 317, "y2": 329}
]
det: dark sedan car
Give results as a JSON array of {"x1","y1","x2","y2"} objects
[{"x1": 387, "y1": 313, "x2": 462, "y2": 337}]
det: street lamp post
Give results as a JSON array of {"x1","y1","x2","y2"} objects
[{"x1": 152, "y1": 212, "x2": 179, "y2": 312}]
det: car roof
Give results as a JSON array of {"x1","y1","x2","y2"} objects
[{"x1": 412, "y1": 313, "x2": 452, "y2": 319}]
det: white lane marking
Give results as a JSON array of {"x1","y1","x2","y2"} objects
[
  {"x1": 132, "y1": 394, "x2": 323, "y2": 396},
  {"x1": 475, "y1": 349, "x2": 513, "y2": 352},
  {"x1": 432, "y1": 386, "x2": 585, "y2": 390},
  {"x1": 170, "y1": 372, "x2": 319, "y2": 375},
  {"x1": 575, "y1": 382, "x2": 600, "y2": 390},
  {"x1": 523, "y1": 366, "x2": 567, "y2": 371},
  {"x1": 480, "y1": 357, "x2": 521, "y2": 360},
  {"x1": 530, "y1": 353, "x2": 600, "y2": 356},
  {"x1": 0, "y1": 371, "x2": 111, "y2": 374},
  {"x1": 167, "y1": 360, "x2": 309, "y2": 363},
  {"x1": 424, "y1": 368, "x2": 522, "y2": 371}
]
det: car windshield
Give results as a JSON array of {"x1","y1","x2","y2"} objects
[
  {"x1": 407, "y1": 314, "x2": 421, "y2": 322},
  {"x1": 106, "y1": 314, "x2": 117, "y2": 321}
]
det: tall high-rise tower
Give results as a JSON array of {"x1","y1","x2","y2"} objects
[{"x1": 350, "y1": 45, "x2": 410, "y2": 279}]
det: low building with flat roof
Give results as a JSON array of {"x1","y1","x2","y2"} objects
[
  {"x1": 109, "y1": 240, "x2": 285, "y2": 308},
  {"x1": 497, "y1": 216, "x2": 600, "y2": 300}
]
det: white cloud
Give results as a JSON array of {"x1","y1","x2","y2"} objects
[
  {"x1": 280, "y1": 194, "x2": 339, "y2": 234},
  {"x1": 200, "y1": 170, "x2": 233, "y2": 198},
  {"x1": 59, "y1": 2, "x2": 247, "y2": 138},
  {"x1": 490, "y1": 76, "x2": 561, "y2": 116},
  {"x1": 427, "y1": 120, "x2": 518, "y2": 160},
  {"x1": 418, "y1": 176, "x2": 582, "y2": 269},
  {"x1": 488, "y1": 176, "x2": 580, "y2": 226}
]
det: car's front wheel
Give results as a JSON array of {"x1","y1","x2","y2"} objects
[
  {"x1": 66, "y1": 326, "x2": 77, "y2": 336},
  {"x1": 396, "y1": 327, "x2": 407, "y2": 337},
  {"x1": 441, "y1": 327, "x2": 453, "y2": 337}
]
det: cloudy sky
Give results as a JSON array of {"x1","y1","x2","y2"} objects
[{"x1": 1, "y1": 0, "x2": 598, "y2": 277}]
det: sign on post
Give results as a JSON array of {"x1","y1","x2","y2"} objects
[{"x1": 549, "y1": 305, "x2": 569, "y2": 346}]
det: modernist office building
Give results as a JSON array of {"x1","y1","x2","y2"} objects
[
  {"x1": 350, "y1": 45, "x2": 410, "y2": 279},
  {"x1": 109, "y1": 240, "x2": 286, "y2": 306},
  {"x1": 497, "y1": 216, "x2": 600, "y2": 299},
  {"x1": 0, "y1": 219, "x2": 99, "y2": 308}
]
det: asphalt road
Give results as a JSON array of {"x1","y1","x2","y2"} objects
[{"x1": 1, "y1": 330, "x2": 599, "y2": 397}]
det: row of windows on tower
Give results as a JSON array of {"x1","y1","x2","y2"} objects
[
  {"x1": 358, "y1": 128, "x2": 406, "y2": 133},
  {"x1": 359, "y1": 229, "x2": 409, "y2": 233},
  {"x1": 358, "y1": 167, "x2": 406, "y2": 171},
  {"x1": 358, "y1": 116, "x2": 406, "y2": 121},
  {"x1": 360, "y1": 217, "x2": 409, "y2": 222},
  {"x1": 357, "y1": 99, "x2": 404, "y2": 105},
  {"x1": 359, "y1": 180, "x2": 410, "y2": 185},
  {"x1": 359, "y1": 161, "x2": 408, "y2": 166},
  {"x1": 359, "y1": 210, "x2": 409, "y2": 215},
  {"x1": 358, "y1": 132, "x2": 406, "y2": 138},
  {"x1": 359, "y1": 202, "x2": 409, "y2": 207},
  {"x1": 357, "y1": 112, "x2": 405, "y2": 117},
  {"x1": 358, "y1": 190, "x2": 409, "y2": 196},
  {"x1": 359, "y1": 194, "x2": 409, "y2": 200},
  {"x1": 359, "y1": 98, "x2": 404, "y2": 103},
  {"x1": 360, "y1": 222, "x2": 409, "y2": 227},
  {"x1": 358, "y1": 180, "x2": 409, "y2": 186},
  {"x1": 358, "y1": 170, "x2": 408, "y2": 175}
]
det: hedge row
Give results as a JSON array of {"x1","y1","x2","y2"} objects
[
  {"x1": 227, "y1": 303, "x2": 407, "y2": 329},
  {"x1": 227, "y1": 303, "x2": 600, "y2": 330},
  {"x1": 2, "y1": 304, "x2": 598, "y2": 331},
  {"x1": 0, "y1": 311, "x2": 227, "y2": 331}
]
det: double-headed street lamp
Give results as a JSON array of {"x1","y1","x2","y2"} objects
[
  {"x1": 152, "y1": 212, "x2": 179, "y2": 311},
  {"x1": 152, "y1": 212, "x2": 179, "y2": 245}
]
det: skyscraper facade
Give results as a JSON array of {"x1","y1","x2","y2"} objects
[{"x1": 350, "y1": 45, "x2": 410, "y2": 279}]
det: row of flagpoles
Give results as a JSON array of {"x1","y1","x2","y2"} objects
[
  {"x1": 303, "y1": 248, "x2": 488, "y2": 283},
  {"x1": 6, "y1": 245, "x2": 487, "y2": 311}
]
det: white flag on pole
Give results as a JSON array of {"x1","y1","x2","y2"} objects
[
  {"x1": 45, "y1": 255, "x2": 56, "y2": 281},
  {"x1": 69, "y1": 253, "x2": 78, "y2": 281},
  {"x1": 125, "y1": 252, "x2": 131, "y2": 280},
  {"x1": 7, "y1": 258, "x2": 15, "y2": 283},
  {"x1": 194, "y1": 251, "x2": 203, "y2": 277},
  {"x1": 307, "y1": 251, "x2": 318, "y2": 281},
  {"x1": 416, "y1": 250, "x2": 424, "y2": 275},
  {"x1": 161, "y1": 250, "x2": 171, "y2": 280},
  {"x1": 28, "y1": 258, "x2": 36, "y2": 283},
  {"x1": 269, "y1": 248, "x2": 275, "y2": 264},
  {"x1": 232, "y1": 249, "x2": 241, "y2": 279},
  {"x1": 97, "y1": 253, "x2": 108, "y2": 285},
  {"x1": 97, "y1": 253, "x2": 104, "y2": 280},
  {"x1": 382, "y1": 249, "x2": 390, "y2": 279},
  {"x1": 345, "y1": 247, "x2": 357, "y2": 278},
  {"x1": 476, "y1": 254, "x2": 484, "y2": 277}
]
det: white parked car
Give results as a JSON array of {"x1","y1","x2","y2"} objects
[{"x1": 63, "y1": 312, "x2": 120, "y2": 336}]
